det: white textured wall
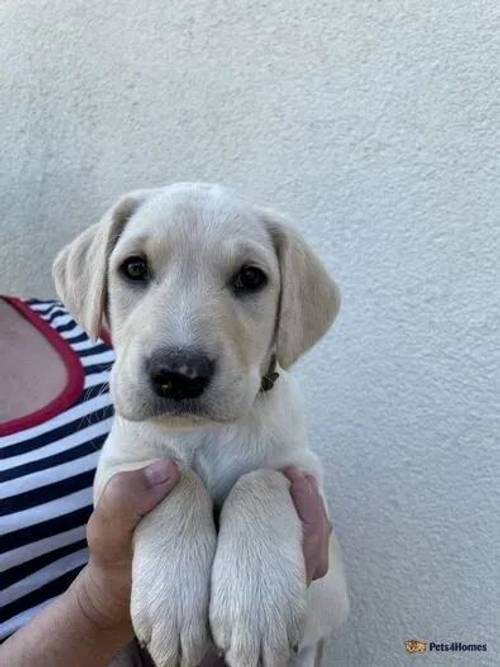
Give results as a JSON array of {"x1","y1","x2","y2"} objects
[{"x1": 1, "y1": 1, "x2": 499, "y2": 665}]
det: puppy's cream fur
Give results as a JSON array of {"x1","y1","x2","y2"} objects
[{"x1": 54, "y1": 183, "x2": 349, "y2": 667}]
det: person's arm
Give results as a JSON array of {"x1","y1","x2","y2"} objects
[
  {"x1": 2, "y1": 572, "x2": 130, "y2": 667},
  {"x1": 1, "y1": 459, "x2": 180, "y2": 667},
  {"x1": 1, "y1": 463, "x2": 331, "y2": 667}
]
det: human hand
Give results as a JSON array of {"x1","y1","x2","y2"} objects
[
  {"x1": 74, "y1": 460, "x2": 180, "y2": 640},
  {"x1": 74, "y1": 462, "x2": 329, "y2": 647},
  {"x1": 282, "y1": 467, "x2": 332, "y2": 585}
]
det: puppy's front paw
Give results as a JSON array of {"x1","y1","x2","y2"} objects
[
  {"x1": 131, "y1": 471, "x2": 217, "y2": 667},
  {"x1": 132, "y1": 564, "x2": 210, "y2": 667},
  {"x1": 209, "y1": 470, "x2": 307, "y2": 667},
  {"x1": 210, "y1": 550, "x2": 306, "y2": 667}
]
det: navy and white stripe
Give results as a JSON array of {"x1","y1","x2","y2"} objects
[{"x1": 0, "y1": 299, "x2": 114, "y2": 639}]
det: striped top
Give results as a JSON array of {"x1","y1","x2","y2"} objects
[{"x1": 0, "y1": 297, "x2": 114, "y2": 640}]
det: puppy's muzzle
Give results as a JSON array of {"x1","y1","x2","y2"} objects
[{"x1": 148, "y1": 348, "x2": 215, "y2": 401}]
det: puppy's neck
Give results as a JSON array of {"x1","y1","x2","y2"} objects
[
  {"x1": 259, "y1": 353, "x2": 280, "y2": 393},
  {"x1": 109, "y1": 370, "x2": 306, "y2": 505}
]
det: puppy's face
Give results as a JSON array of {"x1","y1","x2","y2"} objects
[
  {"x1": 54, "y1": 183, "x2": 339, "y2": 428},
  {"x1": 107, "y1": 185, "x2": 280, "y2": 424}
]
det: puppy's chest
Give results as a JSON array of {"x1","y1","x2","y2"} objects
[{"x1": 186, "y1": 430, "x2": 271, "y2": 506}]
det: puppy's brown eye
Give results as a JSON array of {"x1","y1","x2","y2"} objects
[
  {"x1": 120, "y1": 256, "x2": 149, "y2": 282},
  {"x1": 232, "y1": 265, "x2": 268, "y2": 293}
]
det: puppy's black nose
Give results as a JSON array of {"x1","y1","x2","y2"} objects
[{"x1": 148, "y1": 348, "x2": 215, "y2": 401}]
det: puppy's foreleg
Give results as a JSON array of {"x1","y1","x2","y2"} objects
[
  {"x1": 210, "y1": 469, "x2": 307, "y2": 667},
  {"x1": 288, "y1": 642, "x2": 323, "y2": 667},
  {"x1": 131, "y1": 468, "x2": 216, "y2": 667}
]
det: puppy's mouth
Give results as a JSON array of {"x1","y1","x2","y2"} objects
[
  {"x1": 151, "y1": 398, "x2": 211, "y2": 423},
  {"x1": 111, "y1": 360, "x2": 257, "y2": 426},
  {"x1": 116, "y1": 393, "x2": 237, "y2": 426}
]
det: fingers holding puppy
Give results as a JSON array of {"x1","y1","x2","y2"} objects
[{"x1": 282, "y1": 467, "x2": 332, "y2": 585}]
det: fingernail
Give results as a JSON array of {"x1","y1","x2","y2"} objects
[
  {"x1": 305, "y1": 474, "x2": 318, "y2": 487},
  {"x1": 144, "y1": 459, "x2": 172, "y2": 486},
  {"x1": 282, "y1": 466, "x2": 303, "y2": 482}
]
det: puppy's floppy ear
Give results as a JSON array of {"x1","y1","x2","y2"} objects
[
  {"x1": 52, "y1": 191, "x2": 150, "y2": 340},
  {"x1": 259, "y1": 208, "x2": 340, "y2": 369}
]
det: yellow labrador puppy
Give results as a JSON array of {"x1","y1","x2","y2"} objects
[{"x1": 53, "y1": 183, "x2": 349, "y2": 667}]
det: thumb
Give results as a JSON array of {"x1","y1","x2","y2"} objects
[{"x1": 87, "y1": 459, "x2": 180, "y2": 564}]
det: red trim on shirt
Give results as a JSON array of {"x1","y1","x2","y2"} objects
[{"x1": 0, "y1": 297, "x2": 85, "y2": 436}]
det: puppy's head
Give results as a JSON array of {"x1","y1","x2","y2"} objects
[{"x1": 53, "y1": 183, "x2": 339, "y2": 426}]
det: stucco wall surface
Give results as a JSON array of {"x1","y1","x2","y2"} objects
[{"x1": 1, "y1": 1, "x2": 499, "y2": 665}]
